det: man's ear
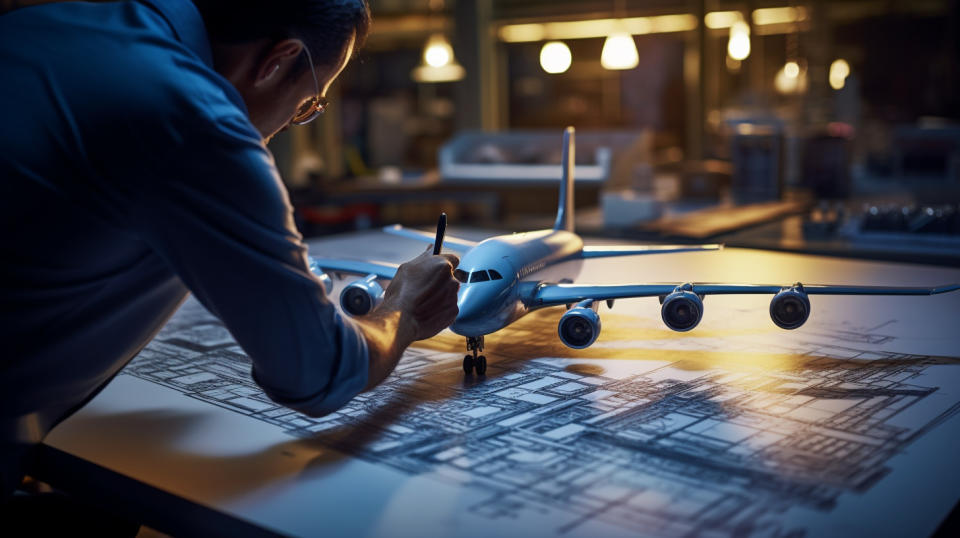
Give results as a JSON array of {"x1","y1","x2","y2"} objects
[{"x1": 253, "y1": 39, "x2": 304, "y2": 87}]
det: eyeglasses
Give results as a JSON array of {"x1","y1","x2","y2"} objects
[{"x1": 291, "y1": 44, "x2": 328, "y2": 125}]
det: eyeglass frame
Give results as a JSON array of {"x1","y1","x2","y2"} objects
[{"x1": 291, "y1": 43, "x2": 329, "y2": 126}]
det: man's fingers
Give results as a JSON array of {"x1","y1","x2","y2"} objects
[
  {"x1": 418, "y1": 305, "x2": 460, "y2": 339},
  {"x1": 421, "y1": 258, "x2": 459, "y2": 286},
  {"x1": 413, "y1": 277, "x2": 459, "y2": 310},
  {"x1": 440, "y1": 253, "x2": 460, "y2": 267},
  {"x1": 407, "y1": 248, "x2": 457, "y2": 267},
  {"x1": 447, "y1": 279, "x2": 460, "y2": 297},
  {"x1": 418, "y1": 285, "x2": 458, "y2": 312},
  {"x1": 439, "y1": 304, "x2": 459, "y2": 324}
]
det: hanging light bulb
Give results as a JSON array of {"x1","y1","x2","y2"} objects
[
  {"x1": 784, "y1": 61, "x2": 800, "y2": 78},
  {"x1": 829, "y1": 59, "x2": 851, "y2": 90},
  {"x1": 424, "y1": 34, "x2": 452, "y2": 67},
  {"x1": 540, "y1": 41, "x2": 572, "y2": 74},
  {"x1": 774, "y1": 61, "x2": 807, "y2": 95},
  {"x1": 601, "y1": 31, "x2": 639, "y2": 70},
  {"x1": 727, "y1": 20, "x2": 751, "y2": 61},
  {"x1": 412, "y1": 34, "x2": 465, "y2": 83}
]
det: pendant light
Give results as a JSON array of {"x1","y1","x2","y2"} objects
[
  {"x1": 601, "y1": 31, "x2": 639, "y2": 70},
  {"x1": 601, "y1": 0, "x2": 638, "y2": 70},
  {"x1": 411, "y1": 1, "x2": 464, "y2": 83},
  {"x1": 540, "y1": 41, "x2": 572, "y2": 74},
  {"x1": 727, "y1": 20, "x2": 751, "y2": 61}
]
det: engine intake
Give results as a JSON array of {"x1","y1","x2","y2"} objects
[
  {"x1": 661, "y1": 285, "x2": 703, "y2": 332},
  {"x1": 558, "y1": 300, "x2": 601, "y2": 349},
  {"x1": 340, "y1": 274, "x2": 385, "y2": 317},
  {"x1": 770, "y1": 284, "x2": 810, "y2": 329}
]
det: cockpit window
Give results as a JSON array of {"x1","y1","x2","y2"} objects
[
  {"x1": 469, "y1": 270, "x2": 490, "y2": 283},
  {"x1": 488, "y1": 269, "x2": 503, "y2": 280},
  {"x1": 453, "y1": 269, "x2": 468, "y2": 283}
]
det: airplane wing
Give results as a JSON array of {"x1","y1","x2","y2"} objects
[
  {"x1": 308, "y1": 257, "x2": 398, "y2": 280},
  {"x1": 382, "y1": 224, "x2": 477, "y2": 253},
  {"x1": 528, "y1": 282, "x2": 960, "y2": 307},
  {"x1": 580, "y1": 244, "x2": 722, "y2": 258}
]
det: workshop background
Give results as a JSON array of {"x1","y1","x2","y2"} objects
[{"x1": 267, "y1": 0, "x2": 960, "y2": 266}]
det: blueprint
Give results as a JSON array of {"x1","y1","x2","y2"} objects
[{"x1": 123, "y1": 288, "x2": 960, "y2": 538}]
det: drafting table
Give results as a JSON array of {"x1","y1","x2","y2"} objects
[{"x1": 36, "y1": 229, "x2": 960, "y2": 537}]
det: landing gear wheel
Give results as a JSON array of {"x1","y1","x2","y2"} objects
[{"x1": 463, "y1": 336, "x2": 485, "y2": 376}]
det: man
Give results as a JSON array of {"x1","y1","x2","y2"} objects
[{"x1": 0, "y1": 0, "x2": 460, "y2": 500}]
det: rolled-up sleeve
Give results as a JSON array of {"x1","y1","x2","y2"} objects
[{"x1": 103, "y1": 70, "x2": 369, "y2": 417}]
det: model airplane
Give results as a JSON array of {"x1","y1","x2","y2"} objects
[{"x1": 309, "y1": 127, "x2": 959, "y2": 375}]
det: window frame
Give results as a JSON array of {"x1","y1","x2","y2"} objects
[{"x1": 469, "y1": 270, "x2": 491, "y2": 283}]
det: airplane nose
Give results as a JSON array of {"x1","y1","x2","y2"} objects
[
  {"x1": 451, "y1": 281, "x2": 513, "y2": 337},
  {"x1": 451, "y1": 286, "x2": 488, "y2": 337},
  {"x1": 455, "y1": 286, "x2": 482, "y2": 322}
]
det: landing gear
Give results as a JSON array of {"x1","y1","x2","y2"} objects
[{"x1": 463, "y1": 336, "x2": 486, "y2": 375}]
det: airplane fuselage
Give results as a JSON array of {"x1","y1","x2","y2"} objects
[{"x1": 450, "y1": 229, "x2": 584, "y2": 337}]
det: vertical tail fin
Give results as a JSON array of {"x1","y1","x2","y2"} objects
[{"x1": 553, "y1": 126, "x2": 575, "y2": 232}]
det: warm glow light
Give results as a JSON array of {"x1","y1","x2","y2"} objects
[
  {"x1": 412, "y1": 34, "x2": 465, "y2": 83},
  {"x1": 775, "y1": 62, "x2": 807, "y2": 94},
  {"x1": 829, "y1": 58, "x2": 850, "y2": 90},
  {"x1": 498, "y1": 14, "x2": 697, "y2": 43},
  {"x1": 601, "y1": 32, "x2": 639, "y2": 70},
  {"x1": 411, "y1": 64, "x2": 465, "y2": 83},
  {"x1": 705, "y1": 11, "x2": 742, "y2": 29},
  {"x1": 540, "y1": 41, "x2": 572, "y2": 74},
  {"x1": 545, "y1": 19, "x2": 616, "y2": 40},
  {"x1": 498, "y1": 23, "x2": 545, "y2": 43},
  {"x1": 496, "y1": 7, "x2": 806, "y2": 44},
  {"x1": 753, "y1": 6, "x2": 808, "y2": 26},
  {"x1": 423, "y1": 34, "x2": 453, "y2": 67},
  {"x1": 727, "y1": 21, "x2": 751, "y2": 61},
  {"x1": 726, "y1": 55, "x2": 742, "y2": 72},
  {"x1": 784, "y1": 61, "x2": 800, "y2": 78},
  {"x1": 706, "y1": 7, "x2": 808, "y2": 30},
  {"x1": 647, "y1": 14, "x2": 698, "y2": 33}
]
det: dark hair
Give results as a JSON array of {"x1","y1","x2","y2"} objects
[{"x1": 192, "y1": 0, "x2": 371, "y2": 70}]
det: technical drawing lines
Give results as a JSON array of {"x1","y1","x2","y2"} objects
[{"x1": 123, "y1": 297, "x2": 960, "y2": 536}]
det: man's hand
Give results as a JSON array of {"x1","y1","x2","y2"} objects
[
  {"x1": 355, "y1": 247, "x2": 460, "y2": 390},
  {"x1": 383, "y1": 247, "x2": 460, "y2": 340}
]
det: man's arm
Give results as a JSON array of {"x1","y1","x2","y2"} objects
[
  {"x1": 354, "y1": 249, "x2": 460, "y2": 391},
  {"x1": 98, "y1": 67, "x2": 459, "y2": 417}
]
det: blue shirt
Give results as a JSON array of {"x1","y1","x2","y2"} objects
[{"x1": 0, "y1": 0, "x2": 370, "y2": 457}]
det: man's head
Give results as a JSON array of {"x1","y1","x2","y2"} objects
[{"x1": 193, "y1": 0, "x2": 371, "y2": 141}]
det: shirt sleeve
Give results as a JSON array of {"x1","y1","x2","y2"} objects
[{"x1": 99, "y1": 66, "x2": 370, "y2": 417}]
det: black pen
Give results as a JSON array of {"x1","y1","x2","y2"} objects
[{"x1": 433, "y1": 212, "x2": 447, "y2": 255}]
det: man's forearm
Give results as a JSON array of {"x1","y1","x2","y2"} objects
[
  {"x1": 354, "y1": 301, "x2": 418, "y2": 391},
  {"x1": 348, "y1": 248, "x2": 460, "y2": 393}
]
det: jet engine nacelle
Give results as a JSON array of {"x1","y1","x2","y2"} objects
[
  {"x1": 340, "y1": 274, "x2": 385, "y2": 317},
  {"x1": 307, "y1": 258, "x2": 334, "y2": 295},
  {"x1": 769, "y1": 285, "x2": 810, "y2": 330},
  {"x1": 660, "y1": 285, "x2": 703, "y2": 332},
  {"x1": 558, "y1": 300, "x2": 601, "y2": 349}
]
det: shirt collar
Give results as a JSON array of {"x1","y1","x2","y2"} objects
[{"x1": 139, "y1": 0, "x2": 214, "y2": 68}]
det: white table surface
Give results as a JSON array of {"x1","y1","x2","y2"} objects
[{"x1": 43, "y1": 229, "x2": 960, "y2": 537}]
